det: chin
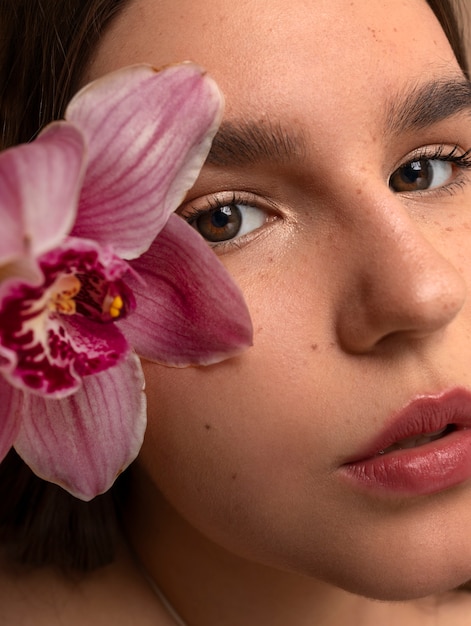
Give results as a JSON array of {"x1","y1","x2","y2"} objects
[
  {"x1": 273, "y1": 514, "x2": 471, "y2": 602},
  {"x1": 330, "y1": 560, "x2": 471, "y2": 602},
  {"x1": 317, "y1": 487, "x2": 471, "y2": 601}
]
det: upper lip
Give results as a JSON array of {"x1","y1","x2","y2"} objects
[{"x1": 344, "y1": 387, "x2": 471, "y2": 464}]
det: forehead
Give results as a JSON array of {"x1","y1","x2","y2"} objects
[{"x1": 89, "y1": 0, "x2": 459, "y2": 132}]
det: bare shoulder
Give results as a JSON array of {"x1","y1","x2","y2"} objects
[{"x1": 0, "y1": 549, "x2": 176, "y2": 626}]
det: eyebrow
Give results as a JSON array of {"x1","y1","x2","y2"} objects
[
  {"x1": 386, "y1": 76, "x2": 471, "y2": 135},
  {"x1": 205, "y1": 120, "x2": 305, "y2": 167},
  {"x1": 204, "y1": 77, "x2": 471, "y2": 168}
]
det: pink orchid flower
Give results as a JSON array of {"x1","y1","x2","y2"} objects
[{"x1": 0, "y1": 64, "x2": 253, "y2": 500}]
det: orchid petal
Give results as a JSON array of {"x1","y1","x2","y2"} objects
[
  {"x1": 0, "y1": 123, "x2": 85, "y2": 267},
  {"x1": 120, "y1": 214, "x2": 253, "y2": 366},
  {"x1": 0, "y1": 377, "x2": 21, "y2": 462},
  {"x1": 14, "y1": 353, "x2": 146, "y2": 501},
  {"x1": 66, "y1": 64, "x2": 224, "y2": 259}
]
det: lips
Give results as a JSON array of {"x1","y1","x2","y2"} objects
[{"x1": 340, "y1": 388, "x2": 471, "y2": 496}]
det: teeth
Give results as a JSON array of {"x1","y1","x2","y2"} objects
[{"x1": 378, "y1": 426, "x2": 450, "y2": 455}]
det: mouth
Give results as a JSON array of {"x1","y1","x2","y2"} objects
[
  {"x1": 376, "y1": 424, "x2": 457, "y2": 455},
  {"x1": 341, "y1": 388, "x2": 471, "y2": 496}
]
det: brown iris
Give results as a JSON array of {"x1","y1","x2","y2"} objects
[
  {"x1": 192, "y1": 205, "x2": 242, "y2": 242},
  {"x1": 389, "y1": 159, "x2": 433, "y2": 192}
]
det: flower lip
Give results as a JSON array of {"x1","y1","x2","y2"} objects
[{"x1": 342, "y1": 387, "x2": 471, "y2": 464}]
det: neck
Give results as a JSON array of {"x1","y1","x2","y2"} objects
[{"x1": 123, "y1": 469, "x2": 471, "y2": 626}]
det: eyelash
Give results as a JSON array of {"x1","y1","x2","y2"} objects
[{"x1": 428, "y1": 144, "x2": 471, "y2": 167}]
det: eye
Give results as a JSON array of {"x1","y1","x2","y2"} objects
[
  {"x1": 184, "y1": 196, "x2": 268, "y2": 244},
  {"x1": 389, "y1": 159, "x2": 452, "y2": 193},
  {"x1": 389, "y1": 145, "x2": 471, "y2": 194}
]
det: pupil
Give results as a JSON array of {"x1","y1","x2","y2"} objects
[
  {"x1": 403, "y1": 161, "x2": 422, "y2": 183},
  {"x1": 212, "y1": 208, "x2": 231, "y2": 228}
]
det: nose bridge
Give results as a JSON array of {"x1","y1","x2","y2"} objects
[{"x1": 336, "y1": 189, "x2": 467, "y2": 353}]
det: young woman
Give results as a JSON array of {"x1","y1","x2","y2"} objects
[{"x1": 1, "y1": 0, "x2": 471, "y2": 624}]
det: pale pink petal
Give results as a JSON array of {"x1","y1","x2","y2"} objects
[
  {"x1": 0, "y1": 377, "x2": 21, "y2": 462},
  {"x1": 14, "y1": 354, "x2": 146, "y2": 501},
  {"x1": 120, "y1": 214, "x2": 253, "y2": 365},
  {"x1": 0, "y1": 123, "x2": 85, "y2": 266},
  {"x1": 66, "y1": 64, "x2": 223, "y2": 259}
]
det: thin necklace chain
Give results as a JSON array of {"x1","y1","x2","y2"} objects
[{"x1": 143, "y1": 572, "x2": 189, "y2": 626}]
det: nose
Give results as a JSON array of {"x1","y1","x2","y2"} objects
[{"x1": 335, "y1": 192, "x2": 466, "y2": 354}]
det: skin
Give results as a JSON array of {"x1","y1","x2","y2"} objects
[{"x1": 70, "y1": 0, "x2": 471, "y2": 623}]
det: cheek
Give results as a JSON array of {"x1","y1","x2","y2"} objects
[
  {"x1": 138, "y1": 353, "x2": 337, "y2": 571},
  {"x1": 135, "y1": 226, "x2": 367, "y2": 555},
  {"x1": 136, "y1": 247, "x2": 348, "y2": 569},
  {"x1": 138, "y1": 240, "x2": 338, "y2": 501}
]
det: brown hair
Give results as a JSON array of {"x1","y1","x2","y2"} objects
[
  {"x1": 0, "y1": 0, "x2": 128, "y2": 149},
  {"x1": 0, "y1": 0, "x2": 469, "y2": 573}
]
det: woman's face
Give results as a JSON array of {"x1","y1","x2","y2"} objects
[{"x1": 90, "y1": 0, "x2": 471, "y2": 600}]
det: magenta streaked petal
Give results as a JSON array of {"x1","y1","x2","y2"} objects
[
  {"x1": 66, "y1": 64, "x2": 223, "y2": 259},
  {"x1": 14, "y1": 353, "x2": 146, "y2": 500},
  {"x1": 0, "y1": 333, "x2": 18, "y2": 373},
  {"x1": 61, "y1": 315, "x2": 129, "y2": 377},
  {"x1": 0, "y1": 378, "x2": 21, "y2": 462},
  {"x1": 0, "y1": 313, "x2": 128, "y2": 398},
  {"x1": 0, "y1": 122, "x2": 85, "y2": 267},
  {"x1": 120, "y1": 214, "x2": 253, "y2": 365}
]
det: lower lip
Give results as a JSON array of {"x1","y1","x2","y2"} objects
[{"x1": 341, "y1": 429, "x2": 471, "y2": 496}]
